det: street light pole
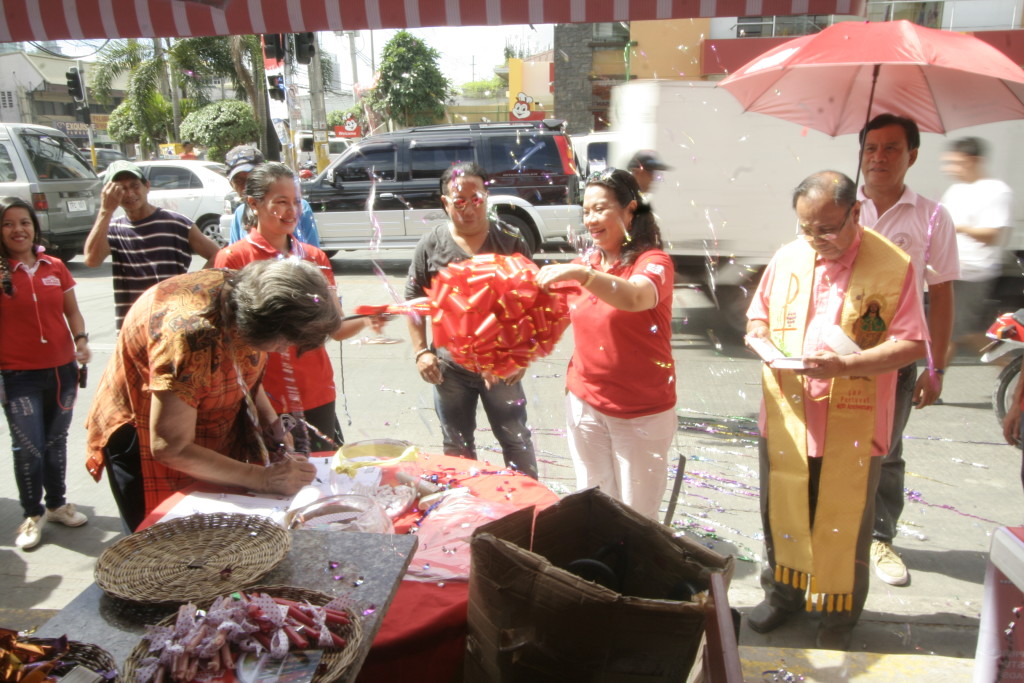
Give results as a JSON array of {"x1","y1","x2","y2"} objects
[
  {"x1": 77, "y1": 60, "x2": 96, "y2": 170},
  {"x1": 308, "y1": 34, "x2": 330, "y2": 174}
]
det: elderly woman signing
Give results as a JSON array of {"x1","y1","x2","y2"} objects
[{"x1": 86, "y1": 259, "x2": 341, "y2": 531}]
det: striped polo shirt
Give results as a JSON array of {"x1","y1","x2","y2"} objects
[{"x1": 108, "y1": 207, "x2": 193, "y2": 330}]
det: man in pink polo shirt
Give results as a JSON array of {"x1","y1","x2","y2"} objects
[{"x1": 744, "y1": 171, "x2": 928, "y2": 650}]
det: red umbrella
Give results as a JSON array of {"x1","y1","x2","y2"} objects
[{"x1": 718, "y1": 20, "x2": 1024, "y2": 137}]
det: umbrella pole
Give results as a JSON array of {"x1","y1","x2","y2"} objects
[{"x1": 854, "y1": 64, "x2": 882, "y2": 187}]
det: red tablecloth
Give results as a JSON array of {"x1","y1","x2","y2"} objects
[
  {"x1": 358, "y1": 451, "x2": 559, "y2": 683},
  {"x1": 140, "y1": 451, "x2": 560, "y2": 683}
]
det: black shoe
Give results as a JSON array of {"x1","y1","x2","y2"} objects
[
  {"x1": 816, "y1": 624, "x2": 853, "y2": 650},
  {"x1": 747, "y1": 601, "x2": 793, "y2": 634}
]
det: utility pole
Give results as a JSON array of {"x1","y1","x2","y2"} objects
[
  {"x1": 281, "y1": 36, "x2": 301, "y2": 170},
  {"x1": 308, "y1": 34, "x2": 330, "y2": 173},
  {"x1": 348, "y1": 31, "x2": 360, "y2": 91},
  {"x1": 74, "y1": 60, "x2": 96, "y2": 169}
]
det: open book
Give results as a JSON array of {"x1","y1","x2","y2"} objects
[
  {"x1": 745, "y1": 335, "x2": 807, "y2": 370},
  {"x1": 746, "y1": 326, "x2": 863, "y2": 371}
]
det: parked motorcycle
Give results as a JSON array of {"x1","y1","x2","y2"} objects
[{"x1": 981, "y1": 308, "x2": 1024, "y2": 423}]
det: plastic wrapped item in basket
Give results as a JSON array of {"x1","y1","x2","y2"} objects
[
  {"x1": 285, "y1": 494, "x2": 393, "y2": 533},
  {"x1": 121, "y1": 586, "x2": 363, "y2": 683},
  {"x1": 1, "y1": 632, "x2": 119, "y2": 682},
  {"x1": 330, "y1": 439, "x2": 421, "y2": 519}
]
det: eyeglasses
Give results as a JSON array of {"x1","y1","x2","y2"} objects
[
  {"x1": 446, "y1": 194, "x2": 486, "y2": 210},
  {"x1": 797, "y1": 203, "x2": 854, "y2": 242}
]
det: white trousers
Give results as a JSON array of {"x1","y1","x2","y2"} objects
[{"x1": 565, "y1": 391, "x2": 676, "y2": 520}]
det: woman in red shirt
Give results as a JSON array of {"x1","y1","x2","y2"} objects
[
  {"x1": 214, "y1": 162, "x2": 376, "y2": 452},
  {"x1": 536, "y1": 169, "x2": 677, "y2": 519},
  {"x1": 0, "y1": 197, "x2": 92, "y2": 549}
]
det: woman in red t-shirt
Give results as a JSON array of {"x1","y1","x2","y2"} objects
[
  {"x1": 0, "y1": 196, "x2": 92, "y2": 549},
  {"x1": 214, "y1": 162, "x2": 379, "y2": 452},
  {"x1": 536, "y1": 169, "x2": 677, "y2": 519}
]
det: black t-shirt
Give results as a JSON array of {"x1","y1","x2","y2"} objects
[
  {"x1": 405, "y1": 220, "x2": 532, "y2": 372},
  {"x1": 405, "y1": 221, "x2": 532, "y2": 299}
]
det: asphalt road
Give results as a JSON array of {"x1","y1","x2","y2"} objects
[{"x1": 0, "y1": 249, "x2": 1020, "y2": 675}]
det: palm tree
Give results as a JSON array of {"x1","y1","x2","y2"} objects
[
  {"x1": 92, "y1": 36, "x2": 255, "y2": 147},
  {"x1": 229, "y1": 35, "x2": 269, "y2": 153}
]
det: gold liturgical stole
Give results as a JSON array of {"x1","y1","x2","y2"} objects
[{"x1": 763, "y1": 229, "x2": 909, "y2": 612}]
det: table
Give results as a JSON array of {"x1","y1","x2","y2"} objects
[
  {"x1": 42, "y1": 451, "x2": 558, "y2": 683},
  {"x1": 140, "y1": 451, "x2": 561, "y2": 683},
  {"x1": 357, "y1": 451, "x2": 560, "y2": 683},
  {"x1": 974, "y1": 526, "x2": 1024, "y2": 682},
  {"x1": 35, "y1": 529, "x2": 417, "y2": 683}
]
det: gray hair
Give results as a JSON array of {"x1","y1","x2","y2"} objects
[
  {"x1": 226, "y1": 259, "x2": 339, "y2": 355},
  {"x1": 242, "y1": 161, "x2": 296, "y2": 228},
  {"x1": 792, "y1": 170, "x2": 857, "y2": 210}
]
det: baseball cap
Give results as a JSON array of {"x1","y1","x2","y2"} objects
[
  {"x1": 627, "y1": 150, "x2": 672, "y2": 172},
  {"x1": 225, "y1": 145, "x2": 265, "y2": 181},
  {"x1": 105, "y1": 159, "x2": 145, "y2": 182}
]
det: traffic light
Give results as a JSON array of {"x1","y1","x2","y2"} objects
[
  {"x1": 267, "y1": 75, "x2": 285, "y2": 101},
  {"x1": 293, "y1": 32, "x2": 316, "y2": 65},
  {"x1": 66, "y1": 67, "x2": 85, "y2": 101},
  {"x1": 263, "y1": 33, "x2": 284, "y2": 61}
]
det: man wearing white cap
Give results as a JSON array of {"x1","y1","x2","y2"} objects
[{"x1": 83, "y1": 160, "x2": 220, "y2": 330}]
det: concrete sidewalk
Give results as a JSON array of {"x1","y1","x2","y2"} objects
[{"x1": 0, "y1": 255, "x2": 1018, "y2": 680}]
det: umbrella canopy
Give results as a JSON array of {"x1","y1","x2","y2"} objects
[{"x1": 718, "y1": 20, "x2": 1024, "y2": 136}]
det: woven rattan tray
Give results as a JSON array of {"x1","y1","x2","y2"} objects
[
  {"x1": 95, "y1": 512, "x2": 290, "y2": 604},
  {"x1": 26, "y1": 638, "x2": 119, "y2": 681},
  {"x1": 121, "y1": 585, "x2": 363, "y2": 683}
]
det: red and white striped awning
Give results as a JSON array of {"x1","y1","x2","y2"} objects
[{"x1": 0, "y1": 0, "x2": 865, "y2": 43}]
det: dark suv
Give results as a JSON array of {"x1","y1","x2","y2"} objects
[{"x1": 303, "y1": 119, "x2": 583, "y2": 253}]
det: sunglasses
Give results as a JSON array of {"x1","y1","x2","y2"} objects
[
  {"x1": 587, "y1": 168, "x2": 630, "y2": 184},
  {"x1": 445, "y1": 194, "x2": 486, "y2": 210}
]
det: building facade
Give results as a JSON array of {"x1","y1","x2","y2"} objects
[{"x1": 555, "y1": 0, "x2": 1024, "y2": 134}]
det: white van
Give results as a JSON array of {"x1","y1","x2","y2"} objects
[
  {"x1": 296, "y1": 131, "x2": 351, "y2": 166},
  {"x1": 0, "y1": 123, "x2": 101, "y2": 259}
]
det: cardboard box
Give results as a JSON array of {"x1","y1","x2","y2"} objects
[{"x1": 465, "y1": 488, "x2": 735, "y2": 682}]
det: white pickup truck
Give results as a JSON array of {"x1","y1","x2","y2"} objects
[{"x1": 606, "y1": 79, "x2": 1024, "y2": 329}]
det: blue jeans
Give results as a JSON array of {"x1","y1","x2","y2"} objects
[
  {"x1": 1, "y1": 363, "x2": 78, "y2": 518},
  {"x1": 433, "y1": 358, "x2": 538, "y2": 478},
  {"x1": 872, "y1": 362, "x2": 916, "y2": 543}
]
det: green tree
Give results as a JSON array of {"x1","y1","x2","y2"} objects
[
  {"x1": 92, "y1": 37, "x2": 253, "y2": 141},
  {"x1": 107, "y1": 93, "x2": 173, "y2": 159},
  {"x1": 460, "y1": 76, "x2": 504, "y2": 99},
  {"x1": 180, "y1": 100, "x2": 259, "y2": 162},
  {"x1": 367, "y1": 31, "x2": 454, "y2": 129}
]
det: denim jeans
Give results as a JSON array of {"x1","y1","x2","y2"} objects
[
  {"x1": 433, "y1": 358, "x2": 538, "y2": 478},
  {"x1": 872, "y1": 362, "x2": 916, "y2": 543},
  {"x1": 1, "y1": 362, "x2": 77, "y2": 518}
]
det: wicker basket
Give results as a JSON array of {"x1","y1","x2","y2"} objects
[
  {"x1": 95, "y1": 512, "x2": 291, "y2": 604},
  {"x1": 121, "y1": 585, "x2": 363, "y2": 683},
  {"x1": 25, "y1": 638, "x2": 119, "y2": 681}
]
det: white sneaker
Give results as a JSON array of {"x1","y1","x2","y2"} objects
[
  {"x1": 15, "y1": 516, "x2": 42, "y2": 549},
  {"x1": 871, "y1": 540, "x2": 909, "y2": 586},
  {"x1": 46, "y1": 503, "x2": 88, "y2": 527}
]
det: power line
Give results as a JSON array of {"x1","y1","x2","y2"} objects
[{"x1": 28, "y1": 40, "x2": 110, "y2": 59}]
